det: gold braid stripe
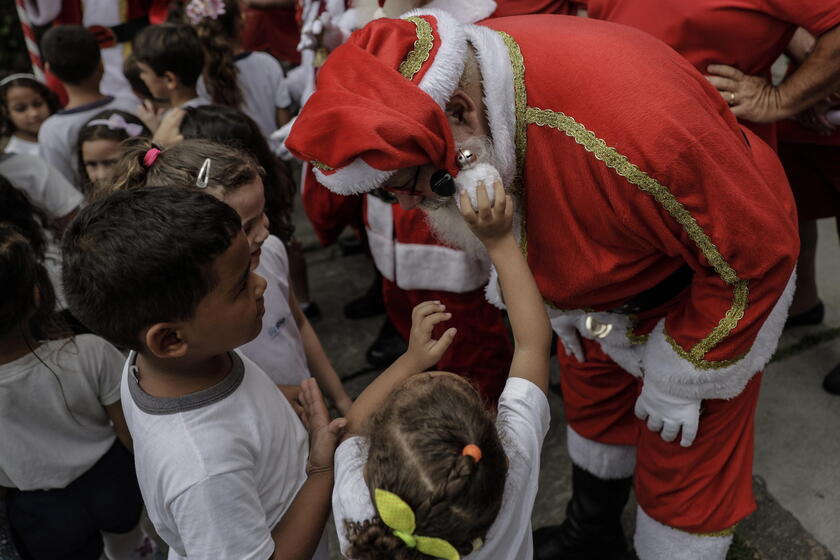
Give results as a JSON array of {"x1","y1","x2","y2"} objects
[
  {"x1": 525, "y1": 106, "x2": 748, "y2": 368},
  {"x1": 497, "y1": 31, "x2": 529, "y2": 255},
  {"x1": 310, "y1": 160, "x2": 334, "y2": 171},
  {"x1": 398, "y1": 17, "x2": 434, "y2": 80}
]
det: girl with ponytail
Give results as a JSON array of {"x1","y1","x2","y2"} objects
[
  {"x1": 335, "y1": 182, "x2": 553, "y2": 559},
  {"x1": 185, "y1": 0, "x2": 293, "y2": 138}
]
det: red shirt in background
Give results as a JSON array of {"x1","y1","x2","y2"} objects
[{"x1": 585, "y1": 0, "x2": 840, "y2": 149}]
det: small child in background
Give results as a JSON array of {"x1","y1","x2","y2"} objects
[
  {"x1": 106, "y1": 138, "x2": 353, "y2": 414},
  {"x1": 185, "y1": 0, "x2": 293, "y2": 138},
  {"x1": 77, "y1": 110, "x2": 150, "y2": 196},
  {"x1": 0, "y1": 224, "x2": 148, "y2": 560},
  {"x1": 62, "y1": 187, "x2": 342, "y2": 559},
  {"x1": 123, "y1": 53, "x2": 170, "y2": 133},
  {"x1": 0, "y1": 74, "x2": 59, "y2": 156},
  {"x1": 334, "y1": 182, "x2": 553, "y2": 559},
  {"x1": 131, "y1": 23, "x2": 208, "y2": 115},
  {"x1": 37, "y1": 25, "x2": 137, "y2": 184}
]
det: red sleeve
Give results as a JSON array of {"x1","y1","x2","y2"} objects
[{"x1": 760, "y1": 0, "x2": 840, "y2": 36}]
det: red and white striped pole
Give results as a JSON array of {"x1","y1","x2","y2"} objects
[{"x1": 14, "y1": 0, "x2": 46, "y2": 82}]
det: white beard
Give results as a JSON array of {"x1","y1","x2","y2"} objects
[{"x1": 423, "y1": 200, "x2": 489, "y2": 257}]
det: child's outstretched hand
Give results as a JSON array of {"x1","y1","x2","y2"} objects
[
  {"x1": 298, "y1": 378, "x2": 347, "y2": 476},
  {"x1": 406, "y1": 301, "x2": 457, "y2": 371},
  {"x1": 459, "y1": 180, "x2": 514, "y2": 250}
]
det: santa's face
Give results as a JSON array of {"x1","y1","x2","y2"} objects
[{"x1": 381, "y1": 136, "x2": 503, "y2": 256}]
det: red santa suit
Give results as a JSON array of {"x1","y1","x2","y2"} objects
[
  {"x1": 302, "y1": 173, "x2": 513, "y2": 403},
  {"x1": 286, "y1": 11, "x2": 798, "y2": 558},
  {"x1": 585, "y1": 0, "x2": 840, "y2": 149}
]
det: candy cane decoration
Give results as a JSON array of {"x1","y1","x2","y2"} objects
[{"x1": 14, "y1": 0, "x2": 46, "y2": 82}]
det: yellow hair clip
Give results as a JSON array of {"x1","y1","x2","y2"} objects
[{"x1": 374, "y1": 488, "x2": 460, "y2": 560}]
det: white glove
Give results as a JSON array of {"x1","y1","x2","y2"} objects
[
  {"x1": 270, "y1": 118, "x2": 297, "y2": 160},
  {"x1": 634, "y1": 378, "x2": 701, "y2": 447}
]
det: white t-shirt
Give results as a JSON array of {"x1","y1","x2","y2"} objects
[
  {"x1": 121, "y1": 350, "x2": 326, "y2": 560},
  {"x1": 197, "y1": 51, "x2": 292, "y2": 139},
  {"x1": 37, "y1": 95, "x2": 138, "y2": 185},
  {"x1": 333, "y1": 377, "x2": 551, "y2": 560},
  {"x1": 0, "y1": 335, "x2": 124, "y2": 491},
  {"x1": 240, "y1": 235, "x2": 309, "y2": 386},
  {"x1": 0, "y1": 153, "x2": 83, "y2": 219},
  {"x1": 4, "y1": 135, "x2": 39, "y2": 156}
]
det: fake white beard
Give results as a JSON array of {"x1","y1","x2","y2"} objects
[{"x1": 422, "y1": 135, "x2": 504, "y2": 257}]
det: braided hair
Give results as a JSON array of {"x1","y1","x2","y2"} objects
[{"x1": 345, "y1": 373, "x2": 508, "y2": 559}]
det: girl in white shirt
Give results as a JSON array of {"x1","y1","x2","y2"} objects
[
  {"x1": 333, "y1": 182, "x2": 553, "y2": 560},
  {"x1": 0, "y1": 224, "x2": 147, "y2": 560},
  {"x1": 0, "y1": 74, "x2": 59, "y2": 156},
  {"x1": 184, "y1": 0, "x2": 293, "y2": 138}
]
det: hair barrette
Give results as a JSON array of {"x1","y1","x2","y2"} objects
[
  {"x1": 87, "y1": 113, "x2": 144, "y2": 137},
  {"x1": 196, "y1": 158, "x2": 212, "y2": 189}
]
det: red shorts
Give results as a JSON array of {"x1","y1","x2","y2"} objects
[
  {"x1": 559, "y1": 337, "x2": 761, "y2": 533},
  {"x1": 383, "y1": 278, "x2": 512, "y2": 405}
]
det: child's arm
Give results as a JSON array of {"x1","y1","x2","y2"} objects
[
  {"x1": 289, "y1": 291, "x2": 353, "y2": 415},
  {"x1": 342, "y1": 301, "x2": 456, "y2": 438},
  {"x1": 104, "y1": 400, "x2": 133, "y2": 452},
  {"x1": 269, "y1": 378, "x2": 345, "y2": 560},
  {"x1": 460, "y1": 182, "x2": 552, "y2": 394}
]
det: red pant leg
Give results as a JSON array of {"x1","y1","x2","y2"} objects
[
  {"x1": 559, "y1": 336, "x2": 761, "y2": 533},
  {"x1": 382, "y1": 279, "x2": 512, "y2": 404}
]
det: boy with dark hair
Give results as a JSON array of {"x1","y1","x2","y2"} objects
[
  {"x1": 132, "y1": 24, "x2": 207, "y2": 110},
  {"x1": 62, "y1": 187, "x2": 340, "y2": 560},
  {"x1": 38, "y1": 25, "x2": 137, "y2": 185}
]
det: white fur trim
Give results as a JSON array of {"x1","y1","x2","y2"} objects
[
  {"x1": 401, "y1": 9, "x2": 467, "y2": 110},
  {"x1": 395, "y1": 242, "x2": 489, "y2": 292},
  {"x1": 634, "y1": 506, "x2": 732, "y2": 560},
  {"x1": 567, "y1": 426, "x2": 636, "y2": 479},
  {"x1": 423, "y1": 0, "x2": 497, "y2": 23},
  {"x1": 484, "y1": 266, "x2": 504, "y2": 308},
  {"x1": 366, "y1": 195, "x2": 396, "y2": 281},
  {"x1": 463, "y1": 24, "x2": 517, "y2": 186},
  {"x1": 313, "y1": 160, "x2": 395, "y2": 195},
  {"x1": 642, "y1": 270, "x2": 796, "y2": 400},
  {"x1": 454, "y1": 162, "x2": 501, "y2": 210},
  {"x1": 366, "y1": 195, "x2": 489, "y2": 291}
]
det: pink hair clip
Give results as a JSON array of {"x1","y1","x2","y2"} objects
[
  {"x1": 185, "y1": 0, "x2": 226, "y2": 25},
  {"x1": 143, "y1": 148, "x2": 161, "y2": 168}
]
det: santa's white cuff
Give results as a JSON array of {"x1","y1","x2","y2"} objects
[
  {"x1": 634, "y1": 506, "x2": 732, "y2": 560},
  {"x1": 641, "y1": 271, "x2": 795, "y2": 401},
  {"x1": 567, "y1": 426, "x2": 636, "y2": 479}
]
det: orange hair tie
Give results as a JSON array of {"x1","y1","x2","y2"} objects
[{"x1": 461, "y1": 444, "x2": 482, "y2": 463}]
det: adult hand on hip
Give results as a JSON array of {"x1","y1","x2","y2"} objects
[
  {"x1": 634, "y1": 378, "x2": 701, "y2": 447},
  {"x1": 706, "y1": 64, "x2": 784, "y2": 123}
]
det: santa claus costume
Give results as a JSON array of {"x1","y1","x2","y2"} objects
[{"x1": 287, "y1": 10, "x2": 798, "y2": 559}]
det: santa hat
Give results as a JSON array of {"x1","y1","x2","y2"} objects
[{"x1": 285, "y1": 10, "x2": 467, "y2": 195}]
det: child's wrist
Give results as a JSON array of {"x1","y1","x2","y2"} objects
[{"x1": 305, "y1": 463, "x2": 334, "y2": 477}]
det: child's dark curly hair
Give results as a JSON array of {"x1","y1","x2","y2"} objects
[{"x1": 344, "y1": 373, "x2": 508, "y2": 559}]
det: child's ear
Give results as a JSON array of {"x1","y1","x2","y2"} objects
[
  {"x1": 163, "y1": 71, "x2": 179, "y2": 90},
  {"x1": 144, "y1": 323, "x2": 188, "y2": 359}
]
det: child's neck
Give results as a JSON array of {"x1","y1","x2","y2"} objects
[
  {"x1": 169, "y1": 86, "x2": 199, "y2": 109},
  {"x1": 0, "y1": 327, "x2": 40, "y2": 366},
  {"x1": 134, "y1": 351, "x2": 233, "y2": 399},
  {"x1": 63, "y1": 82, "x2": 107, "y2": 111},
  {"x1": 13, "y1": 130, "x2": 38, "y2": 143}
]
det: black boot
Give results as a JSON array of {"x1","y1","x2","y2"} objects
[
  {"x1": 344, "y1": 270, "x2": 385, "y2": 319},
  {"x1": 823, "y1": 363, "x2": 840, "y2": 395},
  {"x1": 365, "y1": 317, "x2": 407, "y2": 367},
  {"x1": 534, "y1": 465, "x2": 632, "y2": 560}
]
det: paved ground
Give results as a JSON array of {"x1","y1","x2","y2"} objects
[{"x1": 2, "y1": 214, "x2": 836, "y2": 560}]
